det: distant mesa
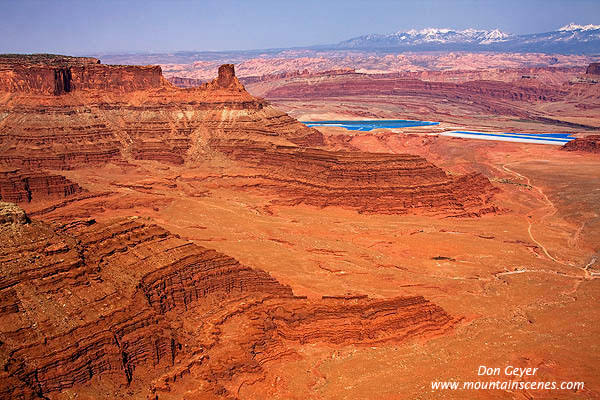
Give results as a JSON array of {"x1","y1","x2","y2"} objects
[
  {"x1": 167, "y1": 75, "x2": 205, "y2": 88},
  {"x1": 0, "y1": 54, "x2": 499, "y2": 217},
  {"x1": 586, "y1": 63, "x2": 600, "y2": 76}
]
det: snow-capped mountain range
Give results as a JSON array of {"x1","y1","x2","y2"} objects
[{"x1": 335, "y1": 23, "x2": 600, "y2": 53}]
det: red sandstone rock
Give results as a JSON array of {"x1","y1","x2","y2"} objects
[
  {"x1": 211, "y1": 141, "x2": 499, "y2": 216},
  {"x1": 586, "y1": 63, "x2": 600, "y2": 75},
  {"x1": 0, "y1": 54, "x2": 162, "y2": 95},
  {"x1": 0, "y1": 207, "x2": 457, "y2": 399},
  {"x1": 0, "y1": 57, "x2": 320, "y2": 169},
  {"x1": 0, "y1": 55, "x2": 497, "y2": 216},
  {"x1": 561, "y1": 135, "x2": 600, "y2": 153},
  {"x1": 0, "y1": 168, "x2": 83, "y2": 203}
]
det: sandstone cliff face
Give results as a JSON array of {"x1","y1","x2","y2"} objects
[
  {"x1": 0, "y1": 64, "x2": 163, "y2": 95},
  {"x1": 561, "y1": 135, "x2": 600, "y2": 153},
  {"x1": 0, "y1": 58, "x2": 321, "y2": 169},
  {"x1": 586, "y1": 63, "x2": 600, "y2": 75},
  {"x1": 211, "y1": 141, "x2": 499, "y2": 216},
  {"x1": 0, "y1": 55, "x2": 162, "y2": 95},
  {"x1": 0, "y1": 207, "x2": 457, "y2": 399},
  {"x1": 0, "y1": 55, "x2": 497, "y2": 216},
  {"x1": 0, "y1": 168, "x2": 83, "y2": 203}
]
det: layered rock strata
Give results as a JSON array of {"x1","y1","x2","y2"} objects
[
  {"x1": 0, "y1": 168, "x2": 83, "y2": 203},
  {"x1": 212, "y1": 141, "x2": 499, "y2": 216},
  {"x1": 0, "y1": 207, "x2": 457, "y2": 399},
  {"x1": 0, "y1": 55, "x2": 162, "y2": 94},
  {"x1": 586, "y1": 63, "x2": 600, "y2": 76},
  {"x1": 259, "y1": 73, "x2": 569, "y2": 103},
  {"x1": 0, "y1": 57, "x2": 320, "y2": 169},
  {"x1": 0, "y1": 55, "x2": 497, "y2": 215}
]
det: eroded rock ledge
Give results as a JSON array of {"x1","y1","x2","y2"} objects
[
  {"x1": 0, "y1": 168, "x2": 83, "y2": 203},
  {"x1": 212, "y1": 140, "x2": 499, "y2": 216},
  {"x1": 0, "y1": 55, "x2": 498, "y2": 216},
  {"x1": 561, "y1": 135, "x2": 600, "y2": 154},
  {"x1": 0, "y1": 207, "x2": 458, "y2": 399}
]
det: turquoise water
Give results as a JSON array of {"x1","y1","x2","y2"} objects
[
  {"x1": 302, "y1": 119, "x2": 439, "y2": 131},
  {"x1": 445, "y1": 131, "x2": 575, "y2": 144},
  {"x1": 302, "y1": 119, "x2": 575, "y2": 144}
]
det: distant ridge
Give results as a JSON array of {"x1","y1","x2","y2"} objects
[
  {"x1": 93, "y1": 23, "x2": 600, "y2": 67},
  {"x1": 334, "y1": 23, "x2": 600, "y2": 54}
]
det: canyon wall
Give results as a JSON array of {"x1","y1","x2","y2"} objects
[
  {"x1": 211, "y1": 141, "x2": 499, "y2": 216},
  {"x1": 586, "y1": 62, "x2": 600, "y2": 75},
  {"x1": 0, "y1": 168, "x2": 83, "y2": 203},
  {"x1": 0, "y1": 205, "x2": 458, "y2": 399},
  {"x1": 0, "y1": 59, "x2": 321, "y2": 169},
  {"x1": 0, "y1": 55, "x2": 163, "y2": 95},
  {"x1": 0, "y1": 55, "x2": 497, "y2": 216}
]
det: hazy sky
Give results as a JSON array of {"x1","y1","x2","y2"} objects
[{"x1": 0, "y1": 0, "x2": 599, "y2": 54}]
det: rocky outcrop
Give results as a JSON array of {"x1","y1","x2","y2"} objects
[
  {"x1": 0, "y1": 201, "x2": 28, "y2": 224},
  {"x1": 0, "y1": 55, "x2": 496, "y2": 216},
  {"x1": 586, "y1": 63, "x2": 600, "y2": 76},
  {"x1": 0, "y1": 214, "x2": 290, "y2": 398},
  {"x1": 0, "y1": 56, "x2": 321, "y2": 169},
  {"x1": 255, "y1": 73, "x2": 570, "y2": 119},
  {"x1": 149, "y1": 294, "x2": 456, "y2": 398},
  {"x1": 0, "y1": 55, "x2": 162, "y2": 95},
  {"x1": 0, "y1": 208, "x2": 458, "y2": 399},
  {"x1": 561, "y1": 135, "x2": 600, "y2": 153},
  {"x1": 215, "y1": 64, "x2": 236, "y2": 88},
  {"x1": 212, "y1": 141, "x2": 499, "y2": 216},
  {"x1": 0, "y1": 168, "x2": 83, "y2": 203}
]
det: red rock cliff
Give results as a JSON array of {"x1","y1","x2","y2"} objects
[
  {"x1": 586, "y1": 63, "x2": 600, "y2": 75},
  {"x1": 0, "y1": 168, "x2": 83, "y2": 203},
  {"x1": 0, "y1": 54, "x2": 163, "y2": 94},
  {"x1": 0, "y1": 206, "x2": 458, "y2": 399},
  {"x1": 0, "y1": 55, "x2": 320, "y2": 169},
  {"x1": 561, "y1": 135, "x2": 600, "y2": 153},
  {"x1": 0, "y1": 55, "x2": 497, "y2": 217}
]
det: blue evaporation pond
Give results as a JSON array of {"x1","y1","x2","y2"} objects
[
  {"x1": 450, "y1": 131, "x2": 575, "y2": 143},
  {"x1": 301, "y1": 119, "x2": 439, "y2": 131}
]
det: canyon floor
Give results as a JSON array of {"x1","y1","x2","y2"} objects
[
  {"x1": 22, "y1": 133, "x2": 600, "y2": 399},
  {"x1": 1, "y1": 56, "x2": 599, "y2": 399}
]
